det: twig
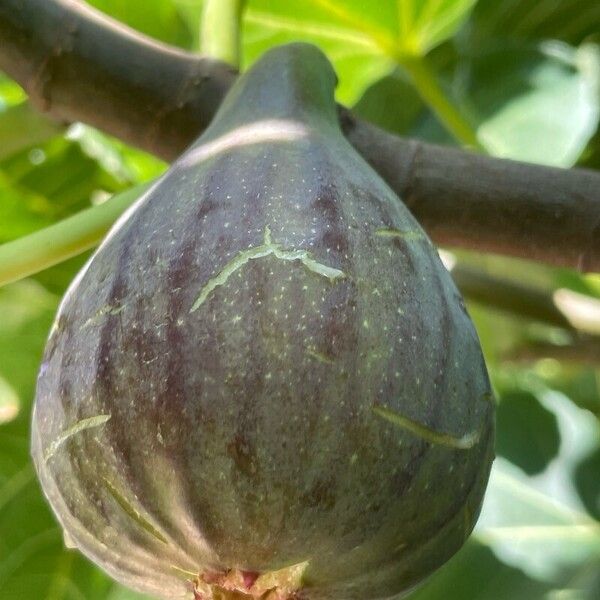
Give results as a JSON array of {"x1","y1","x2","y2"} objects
[
  {"x1": 200, "y1": 0, "x2": 246, "y2": 68},
  {"x1": 0, "y1": 183, "x2": 150, "y2": 287}
]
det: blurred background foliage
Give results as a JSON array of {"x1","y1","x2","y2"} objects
[{"x1": 0, "y1": 0, "x2": 599, "y2": 598}]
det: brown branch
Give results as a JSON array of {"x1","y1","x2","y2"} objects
[
  {"x1": 0, "y1": 0, "x2": 236, "y2": 157},
  {"x1": 505, "y1": 338, "x2": 600, "y2": 366},
  {"x1": 0, "y1": 0, "x2": 599, "y2": 271},
  {"x1": 447, "y1": 264, "x2": 574, "y2": 331},
  {"x1": 340, "y1": 114, "x2": 600, "y2": 273}
]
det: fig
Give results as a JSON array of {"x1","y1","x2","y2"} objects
[{"x1": 32, "y1": 43, "x2": 494, "y2": 600}]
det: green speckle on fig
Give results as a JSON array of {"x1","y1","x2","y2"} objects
[{"x1": 32, "y1": 43, "x2": 494, "y2": 600}]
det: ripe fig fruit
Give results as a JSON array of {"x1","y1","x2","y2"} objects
[{"x1": 32, "y1": 43, "x2": 494, "y2": 600}]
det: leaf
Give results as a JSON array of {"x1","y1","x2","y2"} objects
[
  {"x1": 496, "y1": 391, "x2": 560, "y2": 475},
  {"x1": 244, "y1": 0, "x2": 392, "y2": 103},
  {"x1": 411, "y1": 540, "x2": 553, "y2": 599},
  {"x1": 243, "y1": 0, "x2": 477, "y2": 103},
  {"x1": 86, "y1": 0, "x2": 194, "y2": 48},
  {"x1": 469, "y1": 0, "x2": 600, "y2": 47},
  {"x1": 0, "y1": 133, "x2": 137, "y2": 243},
  {"x1": 0, "y1": 103, "x2": 63, "y2": 162},
  {"x1": 0, "y1": 74, "x2": 27, "y2": 109},
  {"x1": 468, "y1": 42, "x2": 600, "y2": 166},
  {"x1": 66, "y1": 124, "x2": 167, "y2": 184},
  {"x1": 353, "y1": 70, "x2": 427, "y2": 134},
  {"x1": 0, "y1": 375, "x2": 19, "y2": 425},
  {"x1": 395, "y1": 0, "x2": 478, "y2": 55},
  {"x1": 575, "y1": 447, "x2": 600, "y2": 520},
  {"x1": 476, "y1": 390, "x2": 600, "y2": 585},
  {"x1": 354, "y1": 41, "x2": 600, "y2": 165}
]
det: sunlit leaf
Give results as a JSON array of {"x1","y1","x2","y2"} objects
[
  {"x1": 394, "y1": 0, "x2": 477, "y2": 55},
  {"x1": 86, "y1": 0, "x2": 194, "y2": 48},
  {"x1": 243, "y1": 0, "x2": 480, "y2": 103},
  {"x1": 0, "y1": 376, "x2": 19, "y2": 425},
  {"x1": 0, "y1": 74, "x2": 27, "y2": 109}
]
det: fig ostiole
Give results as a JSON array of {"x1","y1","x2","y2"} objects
[{"x1": 32, "y1": 43, "x2": 494, "y2": 600}]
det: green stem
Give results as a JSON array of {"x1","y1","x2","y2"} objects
[
  {"x1": 200, "y1": 0, "x2": 246, "y2": 68},
  {"x1": 401, "y1": 54, "x2": 483, "y2": 150},
  {"x1": 0, "y1": 183, "x2": 151, "y2": 288}
]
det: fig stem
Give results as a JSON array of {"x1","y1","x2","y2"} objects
[
  {"x1": 0, "y1": 182, "x2": 150, "y2": 288},
  {"x1": 200, "y1": 0, "x2": 247, "y2": 69}
]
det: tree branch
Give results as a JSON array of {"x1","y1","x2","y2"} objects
[
  {"x1": 341, "y1": 114, "x2": 600, "y2": 272},
  {"x1": 0, "y1": 0, "x2": 599, "y2": 271},
  {"x1": 447, "y1": 264, "x2": 574, "y2": 331},
  {"x1": 0, "y1": 0, "x2": 236, "y2": 158}
]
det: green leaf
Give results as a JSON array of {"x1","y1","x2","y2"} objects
[
  {"x1": 66, "y1": 125, "x2": 167, "y2": 184},
  {"x1": 0, "y1": 74, "x2": 27, "y2": 109},
  {"x1": 496, "y1": 391, "x2": 560, "y2": 475},
  {"x1": 469, "y1": 0, "x2": 600, "y2": 47},
  {"x1": 0, "y1": 375, "x2": 19, "y2": 425},
  {"x1": 172, "y1": 0, "x2": 205, "y2": 49},
  {"x1": 395, "y1": 0, "x2": 478, "y2": 55},
  {"x1": 86, "y1": 0, "x2": 194, "y2": 48},
  {"x1": 0, "y1": 131, "x2": 144, "y2": 244},
  {"x1": 353, "y1": 70, "x2": 428, "y2": 135},
  {"x1": 243, "y1": 0, "x2": 478, "y2": 103},
  {"x1": 244, "y1": 0, "x2": 393, "y2": 103},
  {"x1": 0, "y1": 103, "x2": 63, "y2": 162},
  {"x1": 354, "y1": 41, "x2": 600, "y2": 165},
  {"x1": 468, "y1": 42, "x2": 600, "y2": 166},
  {"x1": 575, "y1": 447, "x2": 600, "y2": 520},
  {"x1": 476, "y1": 391, "x2": 600, "y2": 585},
  {"x1": 411, "y1": 540, "x2": 553, "y2": 599}
]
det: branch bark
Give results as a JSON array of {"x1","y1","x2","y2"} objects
[
  {"x1": 341, "y1": 114, "x2": 600, "y2": 272},
  {"x1": 0, "y1": 0, "x2": 236, "y2": 157},
  {"x1": 0, "y1": 0, "x2": 599, "y2": 271}
]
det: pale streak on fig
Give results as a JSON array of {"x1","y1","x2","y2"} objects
[
  {"x1": 375, "y1": 228, "x2": 426, "y2": 241},
  {"x1": 372, "y1": 405, "x2": 480, "y2": 450},
  {"x1": 169, "y1": 564, "x2": 199, "y2": 581},
  {"x1": 43, "y1": 414, "x2": 111, "y2": 462},
  {"x1": 82, "y1": 304, "x2": 125, "y2": 329},
  {"x1": 179, "y1": 119, "x2": 309, "y2": 168},
  {"x1": 306, "y1": 348, "x2": 334, "y2": 364},
  {"x1": 191, "y1": 226, "x2": 345, "y2": 312},
  {"x1": 102, "y1": 477, "x2": 169, "y2": 545}
]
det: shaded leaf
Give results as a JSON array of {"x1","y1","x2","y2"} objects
[
  {"x1": 496, "y1": 391, "x2": 560, "y2": 475},
  {"x1": 411, "y1": 540, "x2": 552, "y2": 599},
  {"x1": 477, "y1": 390, "x2": 600, "y2": 584},
  {"x1": 466, "y1": 42, "x2": 600, "y2": 166},
  {"x1": 354, "y1": 41, "x2": 600, "y2": 165},
  {"x1": 575, "y1": 447, "x2": 600, "y2": 520},
  {"x1": 469, "y1": 0, "x2": 600, "y2": 47}
]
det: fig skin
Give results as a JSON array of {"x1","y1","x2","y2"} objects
[{"x1": 32, "y1": 43, "x2": 494, "y2": 600}]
